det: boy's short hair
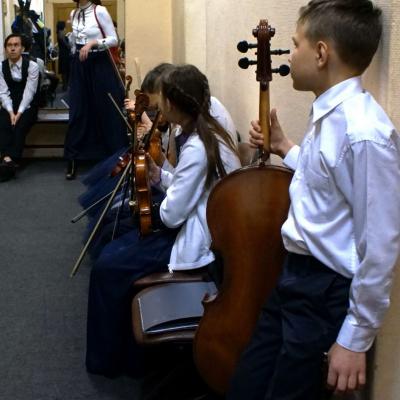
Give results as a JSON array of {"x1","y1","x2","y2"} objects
[
  {"x1": 4, "y1": 33, "x2": 23, "y2": 48},
  {"x1": 298, "y1": 0, "x2": 382, "y2": 73}
]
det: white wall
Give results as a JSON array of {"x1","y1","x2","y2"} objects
[{"x1": 125, "y1": 0, "x2": 172, "y2": 89}]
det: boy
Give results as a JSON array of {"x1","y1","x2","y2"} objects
[
  {"x1": 227, "y1": 1, "x2": 400, "y2": 399},
  {"x1": 0, "y1": 34, "x2": 39, "y2": 181}
]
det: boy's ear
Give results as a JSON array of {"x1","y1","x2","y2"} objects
[{"x1": 315, "y1": 40, "x2": 329, "y2": 68}]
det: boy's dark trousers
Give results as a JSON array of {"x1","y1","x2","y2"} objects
[
  {"x1": 0, "y1": 106, "x2": 38, "y2": 160},
  {"x1": 226, "y1": 252, "x2": 351, "y2": 400}
]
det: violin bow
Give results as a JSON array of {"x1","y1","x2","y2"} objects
[
  {"x1": 134, "y1": 57, "x2": 142, "y2": 88},
  {"x1": 107, "y1": 92, "x2": 134, "y2": 133},
  {"x1": 107, "y1": 47, "x2": 125, "y2": 90}
]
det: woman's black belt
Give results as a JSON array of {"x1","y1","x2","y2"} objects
[{"x1": 75, "y1": 44, "x2": 106, "y2": 52}]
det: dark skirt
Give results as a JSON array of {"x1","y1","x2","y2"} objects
[
  {"x1": 86, "y1": 225, "x2": 179, "y2": 377},
  {"x1": 64, "y1": 51, "x2": 128, "y2": 161},
  {"x1": 81, "y1": 146, "x2": 128, "y2": 188},
  {"x1": 78, "y1": 146, "x2": 129, "y2": 215}
]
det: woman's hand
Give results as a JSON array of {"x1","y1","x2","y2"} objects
[
  {"x1": 79, "y1": 40, "x2": 97, "y2": 62},
  {"x1": 146, "y1": 153, "x2": 161, "y2": 185}
]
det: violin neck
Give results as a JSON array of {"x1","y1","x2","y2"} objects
[{"x1": 143, "y1": 111, "x2": 162, "y2": 150}]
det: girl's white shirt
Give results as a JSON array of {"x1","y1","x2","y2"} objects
[{"x1": 159, "y1": 134, "x2": 241, "y2": 271}]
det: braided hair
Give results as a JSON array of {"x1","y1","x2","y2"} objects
[{"x1": 159, "y1": 64, "x2": 237, "y2": 189}]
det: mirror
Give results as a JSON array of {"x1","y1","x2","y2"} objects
[{"x1": 1, "y1": 0, "x2": 125, "y2": 114}]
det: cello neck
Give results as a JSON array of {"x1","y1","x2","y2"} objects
[{"x1": 259, "y1": 84, "x2": 271, "y2": 161}]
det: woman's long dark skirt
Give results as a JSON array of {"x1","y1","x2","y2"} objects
[
  {"x1": 86, "y1": 226, "x2": 179, "y2": 377},
  {"x1": 64, "y1": 51, "x2": 128, "y2": 161}
]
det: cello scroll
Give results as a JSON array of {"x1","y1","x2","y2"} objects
[{"x1": 238, "y1": 20, "x2": 290, "y2": 161}]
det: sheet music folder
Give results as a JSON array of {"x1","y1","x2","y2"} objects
[{"x1": 138, "y1": 281, "x2": 217, "y2": 335}]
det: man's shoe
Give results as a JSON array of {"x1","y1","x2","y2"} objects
[{"x1": 0, "y1": 161, "x2": 16, "y2": 182}]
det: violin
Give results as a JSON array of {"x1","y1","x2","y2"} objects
[
  {"x1": 128, "y1": 90, "x2": 155, "y2": 236},
  {"x1": 193, "y1": 20, "x2": 292, "y2": 394},
  {"x1": 141, "y1": 111, "x2": 164, "y2": 166}
]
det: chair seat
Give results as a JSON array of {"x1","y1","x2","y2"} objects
[{"x1": 132, "y1": 269, "x2": 211, "y2": 291}]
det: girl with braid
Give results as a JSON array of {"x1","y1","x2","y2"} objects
[{"x1": 85, "y1": 64, "x2": 241, "y2": 377}]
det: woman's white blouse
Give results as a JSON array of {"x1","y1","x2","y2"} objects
[{"x1": 69, "y1": 3, "x2": 118, "y2": 53}]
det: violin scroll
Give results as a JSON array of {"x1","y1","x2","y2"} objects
[{"x1": 125, "y1": 75, "x2": 133, "y2": 98}]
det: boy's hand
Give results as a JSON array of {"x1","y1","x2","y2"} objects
[
  {"x1": 327, "y1": 342, "x2": 366, "y2": 395},
  {"x1": 248, "y1": 109, "x2": 295, "y2": 158},
  {"x1": 249, "y1": 120, "x2": 264, "y2": 148}
]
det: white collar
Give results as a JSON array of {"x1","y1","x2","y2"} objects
[
  {"x1": 312, "y1": 76, "x2": 363, "y2": 124},
  {"x1": 78, "y1": 1, "x2": 93, "y2": 10},
  {"x1": 8, "y1": 57, "x2": 23, "y2": 68}
]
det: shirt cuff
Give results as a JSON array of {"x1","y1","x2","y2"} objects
[
  {"x1": 336, "y1": 315, "x2": 378, "y2": 352},
  {"x1": 162, "y1": 159, "x2": 175, "y2": 173},
  {"x1": 17, "y1": 106, "x2": 26, "y2": 114},
  {"x1": 160, "y1": 169, "x2": 173, "y2": 190},
  {"x1": 3, "y1": 102, "x2": 13, "y2": 113},
  {"x1": 96, "y1": 38, "x2": 108, "y2": 50},
  {"x1": 283, "y1": 145, "x2": 300, "y2": 170}
]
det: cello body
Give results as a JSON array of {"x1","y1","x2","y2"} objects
[{"x1": 193, "y1": 164, "x2": 292, "y2": 394}]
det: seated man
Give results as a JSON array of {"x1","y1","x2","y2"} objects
[{"x1": 0, "y1": 33, "x2": 39, "y2": 182}]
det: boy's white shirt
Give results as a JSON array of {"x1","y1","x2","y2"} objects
[{"x1": 282, "y1": 76, "x2": 400, "y2": 352}]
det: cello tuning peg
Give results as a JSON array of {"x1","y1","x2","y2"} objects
[
  {"x1": 271, "y1": 49, "x2": 290, "y2": 56},
  {"x1": 237, "y1": 41, "x2": 257, "y2": 53},
  {"x1": 238, "y1": 58, "x2": 257, "y2": 69},
  {"x1": 272, "y1": 64, "x2": 291, "y2": 76}
]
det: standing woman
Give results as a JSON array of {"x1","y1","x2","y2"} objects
[{"x1": 64, "y1": 0, "x2": 128, "y2": 179}]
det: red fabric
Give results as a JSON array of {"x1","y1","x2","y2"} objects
[{"x1": 93, "y1": 5, "x2": 121, "y2": 65}]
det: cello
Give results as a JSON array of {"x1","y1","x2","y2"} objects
[{"x1": 193, "y1": 20, "x2": 292, "y2": 394}]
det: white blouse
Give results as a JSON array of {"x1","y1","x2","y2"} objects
[
  {"x1": 69, "y1": 2, "x2": 118, "y2": 53},
  {"x1": 160, "y1": 135, "x2": 241, "y2": 271}
]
